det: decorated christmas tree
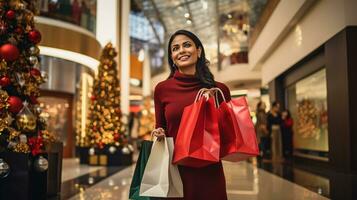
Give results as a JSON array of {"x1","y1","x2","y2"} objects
[
  {"x1": 86, "y1": 43, "x2": 127, "y2": 149},
  {"x1": 0, "y1": 0, "x2": 54, "y2": 154},
  {"x1": 0, "y1": 0, "x2": 58, "y2": 176}
]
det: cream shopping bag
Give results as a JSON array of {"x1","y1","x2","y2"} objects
[
  {"x1": 167, "y1": 137, "x2": 184, "y2": 197},
  {"x1": 139, "y1": 137, "x2": 183, "y2": 197}
]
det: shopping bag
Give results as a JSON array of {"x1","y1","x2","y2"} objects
[
  {"x1": 173, "y1": 88, "x2": 220, "y2": 168},
  {"x1": 140, "y1": 137, "x2": 183, "y2": 197},
  {"x1": 213, "y1": 88, "x2": 259, "y2": 161},
  {"x1": 129, "y1": 140, "x2": 153, "y2": 200},
  {"x1": 167, "y1": 138, "x2": 184, "y2": 197}
]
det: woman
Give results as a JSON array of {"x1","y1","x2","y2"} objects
[
  {"x1": 152, "y1": 30, "x2": 231, "y2": 200},
  {"x1": 255, "y1": 101, "x2": 269, "y2": 158},
  {"x1": 267, "y1": 101, "x2": 283, "y2": 161},
  {"x1": 281, "y1": 109, "x2": 293, "y2": 159}
]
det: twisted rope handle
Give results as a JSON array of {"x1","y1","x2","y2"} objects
[
  {"x1": 194, "y1": 88, "x2": 211, "y2": 102},
  {"x1": 210, "y1": 87, "x2": 226, "y2": 108}
]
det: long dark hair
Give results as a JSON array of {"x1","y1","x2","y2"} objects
[{"x1": 167, "y1": 30, "x2": 216, "y2": 88}]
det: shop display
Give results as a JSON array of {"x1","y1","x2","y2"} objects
[{"x1": 287, "y1": 69, "x2": 329, "y2": 156}]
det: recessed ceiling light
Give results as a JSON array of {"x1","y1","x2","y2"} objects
[
  {"x1": 186, "y1": 19, "x2": 192, "y2": 25},
  {"x1": 184, "y1": 13, "x2": 190, "y2": 18},
  {"x1": 227, "y1": 14, "x2": 232, "y2": 19}
]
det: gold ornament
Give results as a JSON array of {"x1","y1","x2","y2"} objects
[
  {"x1": 13, "y1": 143, "x2": 30, "y2": 153},
  {"x1": 16, "y1": 104, "x2": 37, "y2": 132},
  {"x1": 8, "y1": 128, "x2": 20, "y2": 141},
  {"x1": 16, "y1": 114, "x2": 37, "y2": 132},
  {"x1": 0, "y1": 90, "x2": 9, "y2": 111},
  {"x1": 0, "y1": 60, "x2": 7, "y2": 72},
  {"x1": 41, "y1": 130, "x2": 58, "y2": 143}
]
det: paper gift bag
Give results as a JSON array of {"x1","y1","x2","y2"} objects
[
  {"x1": 173, "y1": 88, "x2": 220, "y2": 168},
  {"x1": 140, "y1": 137, "x2": 183, "y2": 197},
  {"x1": 166, "y1": 138, "x2": 183, "y2": 197},
  {"x1": 213, "y1": 88, "x2": 259, "y2": 161},
  {"x1": 129, "y1": 140, "x2": 153, "y2": 200}
]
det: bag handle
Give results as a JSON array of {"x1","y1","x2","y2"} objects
[
  {"x1": 194, "y1": 88, "x2": 210, "y2": 102},
  {"x1": 209, "y1": 87, "x2": 226, "y2": 108}
]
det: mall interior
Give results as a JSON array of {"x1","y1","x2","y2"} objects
[{"x1": 0, "y1": 0, "x2": 356, "y2": 199}]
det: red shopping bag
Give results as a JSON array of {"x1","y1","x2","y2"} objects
[
  {"x1": 215, "y1": 89, "x2": 259, "y2": 161},
  {"x1": 173, "y1": 89, "x2": 220, "y2": 168}
]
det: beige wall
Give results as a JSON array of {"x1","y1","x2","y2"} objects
[{"x1": 251, "y1": 0, "x2": 357, "y2": 84}]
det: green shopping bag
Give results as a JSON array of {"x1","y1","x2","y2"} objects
[{"x1": 129, "y1": 140, "x2": 153, "y2": 200}]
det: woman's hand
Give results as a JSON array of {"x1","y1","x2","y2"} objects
[{"x1": 151, "y1": 127, "x2": 165, "y2": 141}]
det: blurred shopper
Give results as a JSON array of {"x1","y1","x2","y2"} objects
[
  {"x1": 281, "y1": 109, "x2": 294, "y2": 159},
  {"x1": 267, "y1": 101, "x2": 283, "y2": 161},
  {"x1": 255, "y1": 101, "x2": 269, "y2": 158},
  {"x1": 71, "y1": 0, "x2": 81, "y2": 24},
  {"x1": 151, "y1": 30, "x2": 231, "y2": 200}
]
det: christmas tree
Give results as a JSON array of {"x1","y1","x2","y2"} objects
[
  {"x1": 86, "y1": 43, "x2": 127, "y2": 149},
  {"x1": 0, "y1": 0, "x2": 54, "y2": 156}
]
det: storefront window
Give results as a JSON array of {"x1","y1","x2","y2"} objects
[
  {"x1": 287, "y1": 69, "x2": 328, "y2": 159},
  {"x1": 37, "y1": 0, "x2": 97, "y2": 33}
]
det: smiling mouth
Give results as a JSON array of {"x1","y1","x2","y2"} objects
[{"x1": 179, "y1": 55, "x2": 190, "y2": 61}]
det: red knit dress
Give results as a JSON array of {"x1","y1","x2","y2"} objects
[{"x1": 154, "y1": 71, "x2": 231, "y2": 200}]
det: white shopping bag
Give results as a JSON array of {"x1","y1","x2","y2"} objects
[
  {"x1": 167, "y1": 137, "x2": 184, "y2": 197},
  {"x1": 139, "y1": 137, "x2": 183, "y2": 197}
]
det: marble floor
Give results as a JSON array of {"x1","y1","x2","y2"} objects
[
  {"x1": 62, "y1": 159, "x2": 104, "y2": 182},
  {"x1": 61, "y1": 159, "x2": 329, "y2": 200}
]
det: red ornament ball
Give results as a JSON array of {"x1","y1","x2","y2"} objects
[
  {"x1": 28, "y1": 29, "x2": 42, "y2": 44},
  {"x1": 0, "y1": 76, "x2": 11, "y2": 87},
  {"x1": 30, "y1": 68, "x2": 41, "y2": 77},
  {"x1": 0, "y1": 44, "x2": 20, "y2": 62},
  {"x1": 8, "y1": 96, "x2": 23, "y2": 114},
  {"x1": 90, "y1": 95, "x2": 96, "y2": 101},
  {"x1": 6, "y1": 10, "x2": 15, "y2": 20}
]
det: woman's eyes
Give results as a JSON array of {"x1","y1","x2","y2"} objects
[
  {"x1": 183, "y1": 43, "x2": 191, "y2": 47},
  {"x1": 172, "y1": 43, "x2": 192, "y2": 52}
]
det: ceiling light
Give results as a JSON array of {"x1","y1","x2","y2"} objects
[
  {"x1": 184, "y1": 13, "x2": 190, "y2": 18},
  {"x1": 186, "y1": 19, "x2": 192, "y2": 25},
  {"x1": 228, "y1": 14, "x2": 232, "y2": 19}
]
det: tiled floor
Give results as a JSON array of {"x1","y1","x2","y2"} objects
[
  {"x1": 62, "y1": 159, "x2": 104, "y2": 182},
  {"x1": 64, "y1": 160, "x2": 329, "y2": 200}
]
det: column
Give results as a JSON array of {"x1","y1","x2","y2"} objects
[
  {"x1": 120, "y1": 0, "x2": 131, "y2": 116},
  {"x1": 142, "y1": 49, "x2": 151, "y2": 97},
  {"x1": 96, "y1": 0, "x2": 119, "y2": 47}
]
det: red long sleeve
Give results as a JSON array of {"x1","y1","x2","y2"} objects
[{"x1": 152, "y1": 70, "x2": 230, "y2": 200}]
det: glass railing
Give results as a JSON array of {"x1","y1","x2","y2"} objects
[{"x1": 37, "y1": 0, "x2": 97, "y2": 33}]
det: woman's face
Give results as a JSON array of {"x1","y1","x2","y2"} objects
[
  {"x1": 170, "y1": 34, "x2": 201, "y2": 70},
  {"x1": 282, "y1": 111, "x2": 288, "y2": 119}
]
